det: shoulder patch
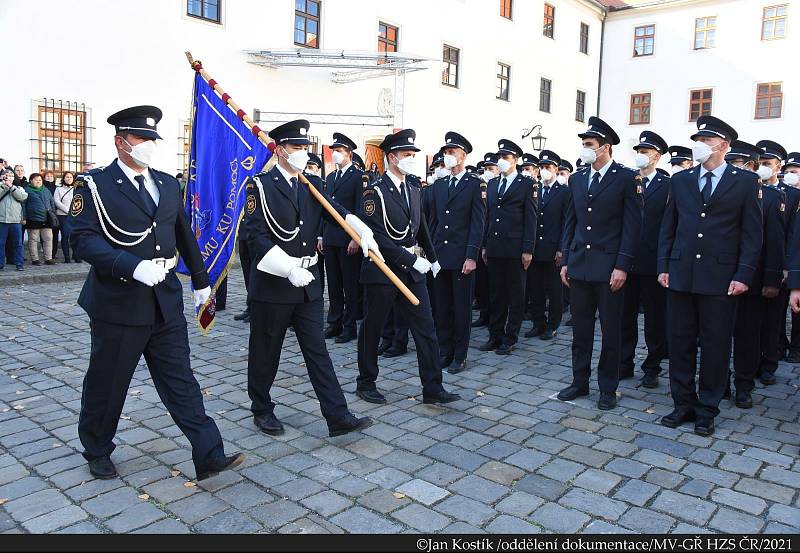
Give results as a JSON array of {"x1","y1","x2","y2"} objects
[
  {"x1": 362, "y1": 187, "x2": 375, "y2": 197},
  {"x1": 70, "y1": 193, "x2": 84, "y2": 216},
  {"x1": 364, "y1": 199, "x2": 376, "y2": 217},
  {"x1": 246, "y1": 193, "x2": 256, "y2": 215}
]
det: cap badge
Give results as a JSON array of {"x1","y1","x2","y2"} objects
[
  {"x1": 146, "y1": 117, "x2": 155, "y2": 127},
  {"x1": 699, "y1": 124, "x2": 707, "y2": 129},
  {"x1": 300, "y1": 128, "x2": 307, "y2": 135}
]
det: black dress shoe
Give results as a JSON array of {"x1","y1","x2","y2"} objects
[
  {"x1": 660, "y1": 409, "x2": 695, "y2": 428},
  {"x1": 254, "y1": 413, "x2": 285, "y2": 435},
  {"x1": 471, "y1": 317, "x2": 488, "y2": 328},
  {"x1": 324, "y1": 326, "x2": 342, "y2": 339},
  {"x1": 479, "y1": 340, "x2": 501, "y2": 352},
  {"x1": 196, "y1": 452, "x2": 246, "y2": 481},
  {"x1": 439, "y1": 355, "x2": 454, "y2": 368},
  {"x1": 88, "y1": 456, "x2": 117, "y2": 480},
  {"x1": 447, "y1": 360, "x2": 468, "y2": 374},
  {"x1": 525, "y1": 326, "x2": 545, "y2": 338},
  {"x1": 233, "y1": 309, "x2": 250, "y2": 321},
  {"x1": 335, "y1": 330, "x2": 357, "y2": 344},
  {"x1": 377, "y1": 339, "x2": 392, "y2": 355},
  {"x1": 423, "y1": 391, "x2": 461, "y2": 404},
  {"x1": 328, "y1": 414, "x2": 373, "y2": 437},
  {"x1": 735, "y1": 390, "x2": 753, "y2": 409},
  {"x1": 641, "y1": 372, "x2": 659, "y2": 389},
  {"x1": 597, "y1": 392, "x2": 617, "y2": 410},
  {"x1": 496, "y1": 344, "x2": 515, "y2": 355},
  {"x1": 557, "y1": 385, "x2": 590, "y2": 401},
  {"x1": 540, "y1": 329, "x2": 556, "y2": 340},
  {"x1": 382, "y1": 346, "x2": 407, "y2": 358},
  {"x1": 785, "y1": 352, "x2": 800, "y2": 364},
  {"x1": 694, "y1": 417, "x2": 715, "y2": 437},
  {"x1": 759, "y1": 372, "x2": 777, "y2": 385},
  {"x1": 356, "y1": 389, "x2": 387, "y2": 404},
  {"x1": 63, "y1": 258, "x2": 71, "y2": 263},
  {"x1": 619, "y1": 368, "x2": 635, "y2": 380}
]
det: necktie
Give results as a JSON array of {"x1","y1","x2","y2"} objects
[
  {"x1": 641, "y1": 176, "x2": 650, "y2": 191},
  {"x1": 448, "y1": 176, "x2": 456, "y2": 198},
  {"x1": 498, "y1": 177, "x2": 508, "y2": 197},
  {"x1": 589, "y1": 171, "x2": 600, "y2": 192},
  {"x1": 134, "y1": 174, "x2": 156, "y2": 216},
  {"x1": 291, "y1": 176, "x2": 299, "y2": 205},
  {"x1": 334, "y1": 169, "x2": 342, "y2": 184},
  {"x1": 400, "y1": 181, "x2": 409, "y2": 207},
  {"x1": 701, "y1": 172, "x2": 713, "y2": 204},
  {"x1": 543, "y1": 185, "x2": 550, "y2": 201}
]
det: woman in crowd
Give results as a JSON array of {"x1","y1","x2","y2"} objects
[
  {"x1": 54, "y1": 171, "x2": 80, "y2": 263},
  {"x1": 43, "y1": 170, "x2": 60, "y2": 259},
  {"x1": 0, "y1": 169, "x2": 28, "y2": 271},
  {"x1": 23, "y1": 172, "x2": 57, "y2": 265}
]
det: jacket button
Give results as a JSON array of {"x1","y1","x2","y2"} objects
[
  {"x1": 540, "y1": 224, "x2": 544, "y2": 228},
  {"x1": 587, "y1": 244, "x2": 591, "y2": 249},
  {"x1": 332, "y1": 196, "x2": 335, "y2": 199},
  {"x1": 701, "y1": 213, "x2": 706, "y2": 217},
  {"x1": 697, "y1": 233, "x2": 703, "y2": 238},
  {"x1": 152, "y1": 222, "x2": 157, "y2": 227},
  {"x1": 586, "y1": 226, "x2": 592, "y2": 230},
  {"x1": 445, "y1": 225, "x2": 449, "y2": 229},
  {"x1": 496, "y1": 218, "x2": 500, "y2": 222},
  {"x1": 302, "y1": 242, "x2": 307, "y2": 246},
  {"x1": 696, "y1": 254, "x2": 702, "y2": 259},
  {"x1": 444, "y1": 240, "x2": 448, "y2": 244},
  {"x1": 446, "y1": 210, "x2": 450, "y2": 214},
  {"x1": 539, "y1": 236, "x2": 543, "y2": 240},
  {"x1": 300, "y1": 220, "x2": 304, "y2": 225},
  {"x1": 155, "y1": 245, "x2": 161, "y2": 251},
  {"x1": 494, "y1": 232, "x2": 498, "y2": 236},
  {"x1": 588, "y1": 208, "x2": 592, "y2": 212}
]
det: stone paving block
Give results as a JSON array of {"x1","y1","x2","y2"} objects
[
  {"x1": 396, "y1": 479, "x2": 450, "y2": 505},
  {"x1": 250, "y1": 499, "x2": 309, "y2": 530},
  {"x1": 709, "y1": 507, "x2": 765, "y2": 534},
  {"x1": 559, "y1": 488, "x2": 628, "y2": 521},
  {"x1": 392, "y1": 503, "x2": 451, "y2": 532},
  {"x1": 495, "y1": 491, "x2": 544, "y2": 517},
  {"x1": 167, "y1": 493, "x2": 228, "y2": 525},
  {"x1": 710, "y1": 488, "x2": 768, "y2": 515},
  {"x1": 105, "y1": 502, "x2": 166, "y2": 533},
  {"x1": 530, "y1": 503, "x2": 591, "y2": 533},
  {"x1": 81, "y1": 486, "x2": 142, "y2": 519},
  {"x1": 5, "y1": 488, "x2": 71, "y2": 522},
  {"x1": 215, "y1": 481, "x2": 275, "y2": 509},
  {"x1": 503, "y1": 449, "x2": 551, "y2": 472},
  {"x1": 486, "y1": 515, "x2": 541, "y2": 533},
  {"x1": 21, "y1": 505, "x2": 88, "y2": 533},
  {"x1": 272, "y1": 477, "x2": 326, "y2": 501},
  {"x1": 582, "y1": 520, "x2": 635, "y2": 534},
  {"x1": 514, "y1": 474, "x2": 567, "y2": 501},
  {"x1": 300, "y1": 490, "x2": 353, "y2": 517},
  {"x1": 330, "y1": 506, "x2": 404, "y2": 533},
  {"x1": 475, "y1": 461, "x2": 525, "y2": 486},
  {"x1": 141, "y1": 477, "x2": 198, "y2": 504},
  {"x1": 537, "y1": 458, "x2": 585, "y2": 482},
  {"x1": 132, "y1": 518, "x2": 191, "y2": 534},
  {"x1": 425, "y1": 443, "x2": 488, "y2": 472},
  {"x1": 434, "y1": 495, "x2": 497, "y2": 526},
  {"x1": 766, "y1": 505, "x2": 800, "y2": 528},
  {"x1": 328, "y1": 475, "x2": 377, "y2": 498},
  {"x1": 448, "y1": 475, "x2": 509, "y2": 503},
  {"x1": 356, "y1": 488, "x2": 410, "y2": 514},
  {"x1": 572, "y1": 468, "x2": 622, "y2": 494},
  {"x1": 718, "y1": 453, "x2": 762, "y2": 477},
  {"x1": 605, "y1": 458, "x2": 650, "y2": 479},
  {"x1": 651, "y1": 490, "x2": 717, "y2": 525},
  {"x1": 618, "y1": 507, "x2": 675, "y2": 534}
]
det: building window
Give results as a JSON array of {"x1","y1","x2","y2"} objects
[
  {"x1": 755, "y1": 82, "x2": 783, "y2": 119},
  {"x1": 179, "y1": 122, "x2": 191, "y2": 174},
  {"x1": 576, "y1": 90, "x2": 586, "y2": 122},
  {"x1": 762, "y1": 5, "x2": 787, "y2": 40},
  {"x1": 689, "y1": 89, "x2": 713, "y2": 121},
  {"x1": 496, "y1": 63, "x2": 510, "y2": 101},
  {"x1": 294, "y1": 0, "x2": 320, "y2": 49},
  {"x1": 694, "y1": 16, "x2": 716, "y2": 49},
  {"x1": 633, "y1": 24, "x2": 655, "y2": 56},
  {"x1": 543, "y1": 4, "x2": 555, "y2": 38},
  {"x1": 442, "y1": 45, "x2": 459, "y2": 88},
  {"x1": 34, "y1": 101, "x2": 90, "y2": 173},
  {"x1": 629, "y1": 93, "x2": 651, "y2": 124},
  {"x1": 500, "y1": 0, "x2": 512, "y2": 19},
  {"x1": 540, "y1": 78, "x2": 552, "y2": 113},
  {"x1": 580, "y1": 22, "x2": 590, "y2": 54},
  {"x1": 378, "y1": 22, "x2": 398, "y2": 64},
  {"x1": 187, "y1": 0, "x2": 220, "y2": 23}
]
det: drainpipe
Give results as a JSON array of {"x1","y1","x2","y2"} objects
[{"x1": 596, "y1": 7, "x2": 607, "y2": 116}]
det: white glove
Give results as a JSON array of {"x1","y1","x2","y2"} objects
[
  {"x1": 431, "y1": 261, "x2": 442, "y2": 278},
  {"x1": 132, "y1": 260, "x2": 168, "y2": 287},
  {"x1": 257, "y1": 246, "x2": 316, "y2": 288},
  {"x1": 193, "y1": 286, "x2": 211, "y2": 308},
  {"x1": 413, "y1": 256, "x2": 432, "y2": 275},
  {"x1": 346, "y1": 214, "x2": 384, "y2": 261}
]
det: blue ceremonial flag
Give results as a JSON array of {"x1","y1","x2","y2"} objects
[{"x1": 178, "y1": 72, "x2": 271, "y2": 331}]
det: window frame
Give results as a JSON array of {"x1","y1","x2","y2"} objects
[
  {"x1": 540, "y1": 77, "x2": 553, "y2": 113},
  {"x1": 35, "y1": 103, "x2": 89, "y2": 174},
  {"x1": 496, "y1": 62, "x2": 511, "y2": 102},
  {"x1": 694, "y1": 16, "x2": 716, "y2": 49},
  {"x1": 688, "y1": 88, "x2": 713, "y2": 122},
  {"x1": 575, "y1": 90, "x2": 587, "y2": 122},
  {"x1": 761, "y1": 4, "x2": 788, "y2": 40},
  {"x1": 500, "y1": 0, "x2": 512, "y2": 20},
  {"x1": 378, "y1": 21, "x2": 399, "y2": 55},
  {"x1": 633, "y1": 24, "x2": 655, "y2": 57},
  {"x1": 442, "y1": 44, "x2": 460, "y2": 89},
  {"x1": 579, "y1": 22, "x2": 590, "y2": 54},
  {"x1": 755, "y1": 82, "x2": 783, "y2": 119},
  {"x1": 294, "y1": 0, "x2": 321, "y2": 49},
  {"x1": 543, "y1": 3, "x2": 555, "y2": 39},
  {"x1": 187, "y1": 0, "x2": 221, "y2": 23},
  {"x1": 629, "y1": 92, "x2": 652, "y2": 125}
]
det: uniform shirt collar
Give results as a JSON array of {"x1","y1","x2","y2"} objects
[
  {"x1": 337, "y1": 162, "x2": 352, "y2": 174},
  {"x1": 500, "y1": 170, "x2": 518, "y2": 183},
  {"x1": 276, "y1": 163, "x2": 299, "y2": 185},
  {"x1": 386, "y1": 169, "x2": 405, "y2": 190},
  {"x1": 589, "y1": 158, "x2": 613, "y2": 182},
  {"x1": 640, "y1": 169, "x2": 657, "y2": 182},
  {"x1": 451, "y1": 168, "x2": 467, "y2": 184},
  {"x1": 117, "y1": 158, "x2": 153, "y2": 188}
]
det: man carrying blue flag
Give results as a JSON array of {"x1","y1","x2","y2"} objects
[{"x1": 70, "y1": 105, "x2": 245, "y2": 482}]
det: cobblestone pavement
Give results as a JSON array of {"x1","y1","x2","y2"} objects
[{"x1": 1, "y1": 270, "x2": 798, "y2": 534}]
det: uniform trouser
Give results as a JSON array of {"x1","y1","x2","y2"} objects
[
  {"x1": 475, "y1": 256, "x2": 489, "y2": 312},
  {"x1": 570, "y1": 279, "x2": 624, "y2": 393},
  {"x1": 433, "y1": 269, "x2": 475, "y2": 363},
  {"x1": 620, "y1": 273, "x2": 667, "y2": 375},
  {"x1": 78, "y1": 314, "x2": 224, "y2": 471},
  {"x1": 760, "y1": 290, "x2": 786, "y2": 376},
  {"x1": 357, "y1": 279, "x2": 444, "y2": 396},
  {"x1": 324, "y1": 245, "x2": 360, "y2": 333},
  {"x1": 216, "y1": 276, "x2": 227, "y2": 310},
  {"x1": 733, "y1": 293, "x2": 765, "y2": 393},
  {"x1": 487, "y1": 257, "x2": 526, "y2": 345},
  {"x1": 667, "y1": 290, "x2": 737, "y2": 419},
  {"x1": 248, "y1": 298, "x2": 349, "y2": 424},
  {"x1": 239, "y1": 239, "x2": 252, "y2": 293},
  {"x1": 528, "y1": 261, "x2": 563, "y2": 331},
  {"x1": 381, "y1": 305, "x2": 409, "y2": 348},
  {"x1": 563, "y1": 283, "x2": 571, "y2": 310}
]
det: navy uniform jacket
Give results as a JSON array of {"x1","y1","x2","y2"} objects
[
  {"x1": 427, "y1": 173, "x2": 486, "y2": 270},
  {"x1": 533, "y1": 182, "x2": 569, "y2": 263},
  {"x1": 562, "y1": 162, "x2": 643, "y2": 282},
  {"x1": 69, "y1": 160, "x2": 209, "y2": 326},
  {"x1": 243, "y1": 166, "x2": 349, "y2": 304},
  {"x1": 359, "y1": 172, "x2": 436, "y2": 285},
  {"x1": 778, "y1": 181, "x2": 800, "y2": 269},
  {"x1": 322, "y1": 164, "x2": 365, "y2": 247},
  {"x1": 630, "y1": 172, "x2": 670, "y2": 275},
  {"x1": 747, "y1": 185, "x2": 785, "y2": 293},
  {"x1": 658, "y1": 165, "x2": 762, "y2": 295},
  {"x1": 786, "y1": 200, "x2": 800, "y2": 288},
  {"x1": 484, "y1": 174, "x2": 538, "y2": 258}
]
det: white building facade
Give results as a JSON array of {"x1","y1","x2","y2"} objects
[{"x1": 0, "y1": 0, "x2": 606, "y2": 177}]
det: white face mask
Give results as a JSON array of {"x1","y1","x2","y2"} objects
[
  {"x1": 540, "y1": 168, "x2": 554, "y2": 182},
  {"x1": 757, "y1": 165, "x2": 774, "y2": 181},
  {"x1": 497, "y1": 158, "x2": 512, "y2": 174},
  {"x1": 443, "y1": 154, "x2": 458, "y2": 169},
  {"x1": 579, "y1": 146, "x2": 599, "y2": 164},
  {"x1": 481, "y1": 171, "x2": 496, "y2": 183},
  {"x1": 281, "y1": 148, "x2": 310, "y2": 172},
  {"x1": 691, "y1": 140, "x2": 725, "y2": 163},
  {"x1": 671, "y1": 164, "x2": 685, "y2": 175},
  {"x1": 783, "y1": 172, "x2": 800, "y2": 186},
  {"x1": 426, "y1": 175, "x2": 435, "y2": 185},
  {"x1": 435, "y1": 167, "x2": 450, "y2": 179},
  {"x1": 122, "y1": 137, "x2": 157, "y2": 167},
  {"x1": 331, "y1": 150, "x2": 345, "y2": 166},
  {"x1": 556, "y1": 175, "x2": 568, "y2": 185},
  {"x1": 522, "y1": 170, "x2": 534, "y2": 178},
  {"x1": 395, "y1": 155, "x2": 415, "y2": 176},
  {"x1": 633, "y1": 152, "x2": 653, "y2": 170}
]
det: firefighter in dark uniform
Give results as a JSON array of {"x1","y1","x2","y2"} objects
[
  {"x1": 70, "y1": 106, "x2": 244, "y2": 481},
  {"x1": 559, "y1": 117, "x2": 643, "y2": 411},
  {"x1": 526, "y1": 150, "x2": 568, "y2": 340},
  {"x1": 356, "y1": 129, "x2": 461, "y2": 405},
  {"x1": 320, "y1": 133, "x2": 364, "y2": 344},
  {"x1": 244, "y1": 120, "x2": 377, "y2": 437},
  {"x1": 620, "y1": 131, "x2": 670, "y2": 389},
  {"x1": 668, "y1": 145, "x2": 694, "y2": 173},
  {"x1": 427, "y1": 132, "x2": 486, "y2": 374},
  {"x1": 781, "y1": 152, "x2": 800, "y2": 363},
  {"x1": 658, "y1": 116, "x2": 762, "y2": 436},
  {"x1": 480, "y1": 140, "x2": 538, "y2": 355},
  {"x1": 472, "y1": 154, "x2": 498, "y2": 328},
  {"x1": 728, "y1": 140, "x2": 785, "y2": 407}
]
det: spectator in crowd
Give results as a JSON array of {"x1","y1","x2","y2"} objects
[
  {"x1": 0, "y1": 158, "x2": 8, "y2": 171},
  {"x1": 54, "y1": 171, "x2": 80, "y2": 263},
  {"x1": 176, "y1": 172, "x2": 187, "y2": 193},
  {"x1": 43, "y1": 170, "x2": 60, "y2": 259},
  {"x1": 367, "y1": 162, "x2": 380, "y2": 183},
  {"x1": 7, "y1": 165, "x2": 27, "y2": 264},
  {"x1": 23, "y1": 172, "x2": 57, "y2": 265},
  {"x1": 0, "y1": 168, "x2": 28, "y2": 271}
]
